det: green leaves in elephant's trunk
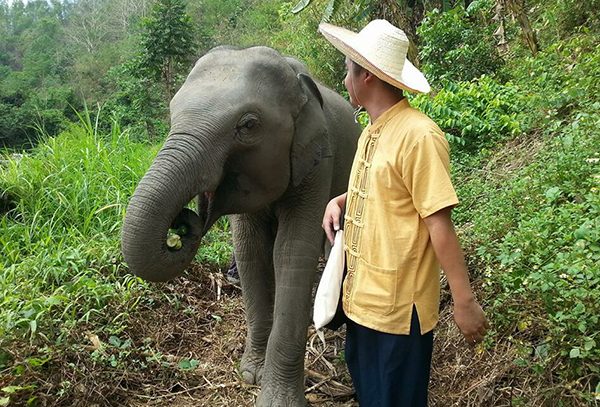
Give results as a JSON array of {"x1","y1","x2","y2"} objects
[
  {"x1": 165, "y1": 209, "x2": 199, "y2": 252},
  {"x1": 121, "y1": 135, "x2": 222, "y2": 282}
]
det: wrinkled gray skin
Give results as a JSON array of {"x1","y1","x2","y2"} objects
[{"x1": 121, "y1": 46, "x2": 360, "y2": 406}]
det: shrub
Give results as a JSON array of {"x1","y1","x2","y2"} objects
[
  {"x1": 453, "y1": 102, "x2": 600, "y2": 401},
  {"x1": 533, "y1": 0, "x2": 600, "y2": 37},
  {"x1": 504, "y1": 33, "x2": 600, "y2": 125},
  {"x1": 411, "y1": 76, "x2": 527, "y2": 154},
  {"x1": 417, "y1": 2, "x2": 503, "y2": 85},
  {"x1": 102, "y1": 60, "x2": 169, "y2": 142}
]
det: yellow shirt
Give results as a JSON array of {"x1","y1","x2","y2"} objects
[{"x1": 343, "y1": 99, "x2": 458, "y2": 335}]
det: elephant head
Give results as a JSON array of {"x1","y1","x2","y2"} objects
[{"x1": 121, "y1": 46, "x2": 327, "y2": 282}]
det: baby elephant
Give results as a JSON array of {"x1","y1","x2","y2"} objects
[{"x1": 121, "y1": 46, "x2": 360, "y2": 406}]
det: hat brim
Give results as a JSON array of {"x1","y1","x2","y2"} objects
[{"x1": 319, "y1": 23, "x2": 430, "y2": 94}]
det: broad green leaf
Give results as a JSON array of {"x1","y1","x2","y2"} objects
[
  {"x1": 109, "y1": 336, "x2": 122, "y2": 347},
  {"x1": 291, "y1": 0, "x2": 311, "y2": 14},
  {"x1": 178, "y1": 359, "x2": 199, "y2": 370},
  {"x1": 544, "y1": 187, "x2": 562, "y2": 202},
  {"x1": 2, "y1": 386, "x2": 24, "y2": 394},
  {"x1": 584, "y1": 338, "x2": 596, "y2": 351}
]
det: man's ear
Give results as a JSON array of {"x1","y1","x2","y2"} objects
[
  {"x1": 290, "y1": 73, "x2": 328, "y2": 187},
  {"x1": 363, "y1": 69, "x2": 376, "y2": 84}
]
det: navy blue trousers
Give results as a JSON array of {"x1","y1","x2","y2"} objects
[{"x1": 345, "y1": 307, "x2": 433, "y2": 407}]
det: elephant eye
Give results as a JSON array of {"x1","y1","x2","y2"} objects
[
  {"x1": 243, "y1": 118, "x2": 257, "y2": 129},
  {"x1": 235, "y1": 114, "x2": 260, "y2": 144}
]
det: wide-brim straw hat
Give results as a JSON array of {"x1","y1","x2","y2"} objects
[{"x1": 319, "y1": 19, "x2": 430, "y2": 93}]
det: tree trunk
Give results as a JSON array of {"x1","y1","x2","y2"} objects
[
  {"x1": 506, "y1": 0, "x2": 539, "y2": 55},
  {"x1": 164, "y1": 57, "x2": 173, "y2": 102},
  {"x1": 493, "y1": 0, "x2": 509, "y2": 54}
]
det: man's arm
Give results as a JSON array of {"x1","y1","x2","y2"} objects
[
  {"x1": 423, "y1": 207, "x2": 489, "y2": 345},
  {"x1": 322, "y1": 193, "x2": 347, "y2": 244}
]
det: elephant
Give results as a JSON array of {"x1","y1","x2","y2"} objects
[{"x1": 121, "y1": 46, "x2": 360, "y2": 406}]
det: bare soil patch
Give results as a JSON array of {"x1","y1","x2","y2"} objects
[{"x1": 2, "y1": 264, "x2": 537, "y2": 406}]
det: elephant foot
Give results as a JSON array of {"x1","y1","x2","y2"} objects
[
  {"x1": 256, "y1": 383, "x2": 307, "y2": 407},
  {"x1": 239, "y1": 349, "x2": 265, "y2": 385}
]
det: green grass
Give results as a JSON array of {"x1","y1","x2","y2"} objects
[
  {"x1": 0, "y1": 108, "x2": 233, "y2": 404},
  {"x1": 0, "y1": 111, "x2": 154, "y2": 343}
]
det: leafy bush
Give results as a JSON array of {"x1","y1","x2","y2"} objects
[
  {"x1": 532, "y1": 0, "x2": 600, "y2": 37},
  {"x1": 454, "y1": 110, "x2": 600, "y2": 398},
  {"x1": 437, "y1": 17, "x2": 600, "y2": 399},
  {"x1": 271, "y1": 1, "x2": 356, "y2": 91},
  {"x1": 503, "y1": 33, "x2": 600, "y2": 125},
  {"x1": 411, "y1": 76, "x2": 527, "y2": 154},
  {"x1": 417, "y1": 1, "x2": 504, "y2": 85},
  {"x1": 0, "y1": 78, "x2": 78, "y2": 148}
]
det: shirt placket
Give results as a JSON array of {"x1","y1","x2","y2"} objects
[{"x1": 344, "y1": 127, "x2": 381, "y2": 311}]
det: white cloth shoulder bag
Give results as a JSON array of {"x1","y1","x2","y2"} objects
[{"x1": 313, "y1": 230, "x2": 345, "y2": 331}]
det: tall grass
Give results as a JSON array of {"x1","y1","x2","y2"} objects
[
  {"x1": 0, "y1": 110, "x2": 159, "y2": 344},
  {"x1": 0, "y1": 108, "x2": 233, "y2": 404}
]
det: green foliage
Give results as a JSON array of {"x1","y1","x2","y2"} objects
[
  {"x1": 187, "y1": 0, "x2": 246, "y2": 52},
  {"x1": 139, "y1": 0, "x2": 197, "y2": 99},
  {"x1": 0, "y1": 111, "x2": 154, "y2": 343},
  {"x1": 0, "y1": 3, "x2": 77, "y2": 147},
  {"x1": 454, "y1": 112, "x2": 600, "y2": 397},
  {"x1": 291, "y1": 0, "x2": 312, "y2": 13},
  {"x1": 417, "y1": 2, "x2": 503, "y2": 84},
  {"x1": 191, "y1": 0, "x2": 285, "y2": 54},
  {"x1": 531, "y1": 0, "x2": 600, "y2": 38},
  {"x1": 196, "y1": 218, "x2": 233, "y2": 267},
  {"x1": 449, "y1": 26, "x2": 600, "y2": 400},
  {"x1": 271, "y1": 1, "x2": 349, "y2": 90},
  {"x1": 0, "y1": 111, "x2": 233, "y2": 402},
  {"x1": 103, "y1": 60, "x2": 169, "y2": 142},
  {"x1": 411, "y1": 76, "x2": 527, "y2": 153},
  {"x1": 503, "y1": 34, "x2": 600, "y2": 125}
]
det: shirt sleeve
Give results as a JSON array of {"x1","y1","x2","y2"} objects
[{"x1": 401, "y1": 131, "x2": 459, "y2": 218}]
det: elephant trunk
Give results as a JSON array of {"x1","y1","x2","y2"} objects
[{"x1": 121, "y1": 134, "x2": 222, "y2": 282}]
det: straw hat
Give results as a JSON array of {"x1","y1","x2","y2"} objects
[{"x1": 319, "y1": 19, "x2": 430, "y2": 94}]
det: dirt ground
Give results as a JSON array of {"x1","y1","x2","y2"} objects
[
  {"x1": 117, "y1": 264, "x2": 519, "y2": 407},
  {"x1": 6, "y1": 262, "x2": 545, "y2": 407}
]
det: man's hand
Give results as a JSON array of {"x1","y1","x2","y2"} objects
[
  {"x1": 322, "y1": 193, "x2": 346, "y2": 244},
  {"x1": 423, "y1": 207, "x2": 489, "y2": 346},
  {"x1": 454, "y1": 298, "x2": 489, "y2": 345}
]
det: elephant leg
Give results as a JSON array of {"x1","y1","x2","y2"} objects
[
  {"x1": 256, "y1": 195, "x2": 326, "y2": 407},
  {"x1": 230, "y1": 212, "x2": 275, "y2": 385}
]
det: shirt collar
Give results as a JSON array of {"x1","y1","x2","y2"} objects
[{"x1": 366, "y1": 98, "x2": 410, "y2": 135}]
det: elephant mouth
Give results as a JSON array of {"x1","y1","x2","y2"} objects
[
  {"x1": 166, "y1": 191, "x2": 216, "y2": 252},
  {"x1": 197, "y1": 191, "x2": 215, "y2": 231}
]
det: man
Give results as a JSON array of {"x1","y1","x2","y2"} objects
[{"x1": 319, "y1": 20, "x2": 488, "y2": 406}]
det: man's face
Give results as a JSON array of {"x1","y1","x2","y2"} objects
[{"x1": 344, "y1": 57, "x2": 360, "y2": 108}]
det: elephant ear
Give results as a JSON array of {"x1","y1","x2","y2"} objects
[{"x1": 290, "y1": 73, "x2": 329, "y2": 187}]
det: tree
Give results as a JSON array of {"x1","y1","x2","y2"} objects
[
  {"x1": 139, "y1": 0, "x2": 197, "y2": 101},
  {"x1": 290, "y1": 0, "x2": 454, "y2": 65},
  {"x1": 504, "y1": 0, "x2": 539, "y2": 55}
]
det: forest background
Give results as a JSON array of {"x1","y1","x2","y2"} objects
[{"x1": 0, "y1": 0, "x2": 599, "y2": 406}]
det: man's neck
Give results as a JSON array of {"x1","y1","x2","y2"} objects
[{"x1": 363, "y1": 89, "x2": 405, "y2": 122}]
